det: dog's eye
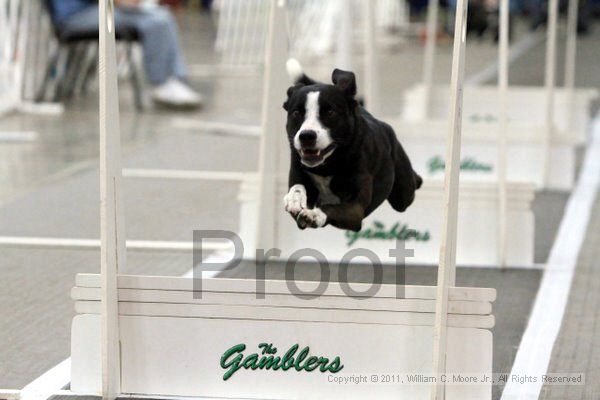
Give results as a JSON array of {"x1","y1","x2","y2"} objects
[
  {"x1": 292, "y1": 110, "x2": 302, "y2": 118},
  {"x1": 327, "y1": 109, "x2": 337, "y2": 118}
]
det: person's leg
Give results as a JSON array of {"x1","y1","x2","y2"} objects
[
  {"x1": 159, "y1": 7, "x2": 188, "y2": 81},
  {"x1": 116, "y1": 6, "x2": 200, "y2": 107},
  {"x1": 60, "y1": 5, "x2": 200, "y2": 107},
  {"x1": 116, "y1": 6, "x2": 187, "y2": 85}
]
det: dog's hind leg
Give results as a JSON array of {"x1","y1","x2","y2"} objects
[
  {"x1": 387, "y1": 181, "x2": 415, "y2": 212},
  {"x1": 387, "y1": 159, "x2": 422, "y2": 213}
]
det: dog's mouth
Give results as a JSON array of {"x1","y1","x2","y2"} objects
[{"x1": 299, "y1": 144, "x2": 336, "y2": 166}]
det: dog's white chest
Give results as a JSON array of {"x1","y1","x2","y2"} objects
[{"x1": 307, "y1": 173, "x2": 340, "y2": 205}]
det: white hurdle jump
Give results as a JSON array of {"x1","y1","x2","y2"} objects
[
  {"x1": 127, "y1": 0, "x2": 534, "y2": 266},
  {"x1": 237, "y1": 179, "x2": 535, "y2": 267},
  {"x1": 233, "y1": 0, "x2": 534, "y2": 267},
  {"x1": 400, "y1": 0, "x2": 598, "y2": 190},
  {"x1": 71, "y1": 275, "x2": 495, "y2": 399},
  {"x1": 70, "y1": 1, "x2": 495, "y2": 399}
]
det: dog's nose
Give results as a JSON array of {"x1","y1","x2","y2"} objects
[{"x1": 298, "y1": 130, "x2": 317, "y2": 143}]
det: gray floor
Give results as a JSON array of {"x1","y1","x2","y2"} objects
[
  {"x1": 0, "y1": 7, "x2": 598, "y2": 400},
  {"x1": 0, "y1": 249, "x2": 190, "y2": 389},
  {"x1": 533, "y1": 190, "x2": 569, "y2": 263},
  {"x1": 539, "y1": 191, "x2": 600, "y2": 400}
]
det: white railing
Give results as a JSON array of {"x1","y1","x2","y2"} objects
[
  {"x1": 0, "y1": 0, "x2": 24, "y2": 117},
  {"x1": 197, "y1": 0, "x2": 410, "y2": 73},
  {"x1": 0, "y1": 0, "x2": 62, "y2": 143}
]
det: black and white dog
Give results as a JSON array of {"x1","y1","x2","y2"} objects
[{"x1": 283, "y1": 60, "x2": 422, "y2": 232}]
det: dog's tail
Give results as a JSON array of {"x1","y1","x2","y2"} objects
[
  {"x1": 414, "y1": 172, "x2": 423, "y2": 189},
  {"x1": 286, "y1": 58, "x2": 317, "y2": 86}
]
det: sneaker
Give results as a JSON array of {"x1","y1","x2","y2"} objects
[{"x1": 152, "y1": 78, "x2": 203, "y2": 108}]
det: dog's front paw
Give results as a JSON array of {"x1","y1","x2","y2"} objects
[
  {"x1": 296, "y1": 208, "x2": 327, "y2": 229},
  {"x1": 284, "y1": 184, "x2": 307, "y2": 217}
]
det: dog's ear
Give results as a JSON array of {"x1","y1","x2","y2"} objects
[
  {"x1": 283, "y1": 83, "x2": 304, "y2": 111},
  {"x1": 332, "y1": 69, "x2": 357, "y2": 98}
]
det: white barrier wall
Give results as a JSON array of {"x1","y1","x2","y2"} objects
[
  {"x1": 391, "y1": 120, "x2": 576, "y2": 190},
  {"x1": 402, "y1": 84, "x2": 598, "y2": 145},
  {"x1": 71, "y1": 274, "x2": 495, "y2": 400},
  {"x1": 239, "y1": 179, "x2": 535, "y2": 267}
]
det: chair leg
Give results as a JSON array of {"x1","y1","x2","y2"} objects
[
  {"x1": 74, "y1": 42, "x2": 98, "y2": 96},
  {"x1": 51, "y1": 45, "x2": 72, "y2": 102},
  {"x1": 80, "y1": 43, "x2": 99, "y2": 96},
  {"x1": 35, "y1": 44, "x2": 60, "y2": 102},
  {"x1": 63, "y1": 43, "x2": 89, "y2": 100},
  {"x1": 127, "y1": 42, "x2": 145, "y2": 112}
]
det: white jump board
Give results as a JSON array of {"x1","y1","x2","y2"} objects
[
  {"x1": 74, "y1": 273, "x2": 496, "y2": 300},
  {"x1": 71, "y1": 288, "x2": 493, "y2": 315},
  {"x1": 71, "y1": 274, "x2": 495, "y2": 399},
  {"x1": 390, "y1": 119, "x2": 576, "y2": 189},
  {"x1": 401, "y1": 84, "x2": 598, "y2": 144},
  {"x1": 240, "y1": 179, "x2": 534, "y2": 267}
]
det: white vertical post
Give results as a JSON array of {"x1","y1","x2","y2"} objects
[
  {"x1": 422, "y1": 0, "x2": 439, "y2": 117},
  {"x1": 364, "y1": 0, "x2": 380, "y2": 114},
  {"x1": 0, "y1": 1, "x2": 8, "y2": 113},
  {"x1": 14, "y1": 0, "x2": 29, "y2": 105},
  {"x1": 0, "y1": 0, "x2": 18, "y2": 114},
  {"x1": 430, "y1": 0, "x2": 468, "y2": 396},
  {"x1": 8, "y1": 0, "x2": 19, "y2": 55},
  {"x1": 255, "y1": 0, "x2": 289, "y2": 251},
  {"x1": 336, "y1": 0, "x2": 352, "y2": 70},
  {"x1": 564, "y1": 0, "x2": 579, "y2": 130},
  {"x1": 497, "y1": 0, "x2": 509, "y2": 268},
  {"x1": 543, "y1": 0, "x2": 559, "y2": 187},
  {"x1": 99, "y1": 1, "x2": 125, "y2": 399}
]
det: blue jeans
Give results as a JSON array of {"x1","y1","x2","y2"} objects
[{"x1": 60, "y1": 5, "x2": 187, "y2": 85}]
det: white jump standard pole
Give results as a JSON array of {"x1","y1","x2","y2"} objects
[
  {"x1": 254, "y1": 0, "x2": 289, "y2": 251},
  {"x1": 564, "y1": 0, "x2": 579, "y2": 129},
  {"x1": 543, "y1": 0, "x2": 559, "y2": 187},
  {"x1": 335, "y1": 0, "x2": 352, "y2": 71},
  {"x1": 422, "y1": 0, "x2": 439, "y2": 117},
  {"x1": 497, "y1": 0, "x2": 510, "y2": 268},
  {"x1": 364, "y1": 0, "x2": 380, "y2": 115},
  {"x1": 99, "y1": 1, "x2": 125, "y2": 399},
  {"x1": 430, "y1": 0, "x2": 468, "y2": 396}
]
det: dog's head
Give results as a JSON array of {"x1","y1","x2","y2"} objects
[{"x1": 283, "y1": 69, "x2": 358, "y2": 168}]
